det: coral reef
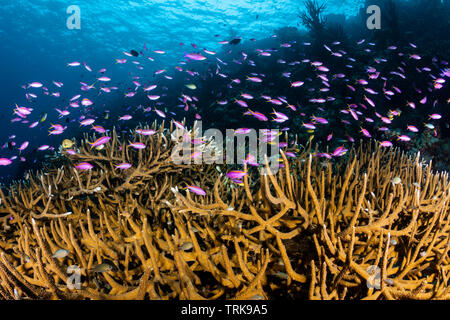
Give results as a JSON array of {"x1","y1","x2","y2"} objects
[{"x1": 0, "y1": 122, "x2": 448, "y2": 300}]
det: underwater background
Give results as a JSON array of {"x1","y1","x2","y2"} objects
[
  {"x1": 0, "y1": 0, "x2": 449, "y2": 301},
  {"x1": 0, "y1": 0, "x2": 449, "y2": 182}
]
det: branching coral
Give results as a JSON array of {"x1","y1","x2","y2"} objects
[
  {"x1": 0, "y1": 121, "x2": 448, "y2": 300},
  {"x1": 298, "y1": 0, "x2": 327, "y2": 36}
]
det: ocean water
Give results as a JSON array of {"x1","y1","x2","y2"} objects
[
  {"x1": 0, "y1": 0, "x2": 448, "y2": 185},
  {"x1": 0, "y1": 0, "x2": 449, "y2": 303}
]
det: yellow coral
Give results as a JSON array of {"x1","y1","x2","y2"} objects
[{"x1": 0, "y1": 121, "x2": 448, "y2": 300}]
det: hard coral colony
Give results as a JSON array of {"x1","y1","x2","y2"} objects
[
  {"x1": 0, "y1": 123, "x2": 448, "y2": 300},
  {"x1": 0, "y1": 0, "x2": 449, "y2": 301}
]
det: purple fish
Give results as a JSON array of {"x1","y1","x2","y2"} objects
[
  {"x1": 186, "y1": 185, "x2": 207, "y2": 196},
  {"x1": 226, "y1": 170, "x2": 247, "y2": 179},
  {"x1": 88, "y1": 136, "x2": 111, "y2": 149},
  {"x1": 129, "y1": 142, "x2": 146, "y2": 149},
  {"x1": 0, "y1": 158, "x2": 12, "y2": 166},
  {"x1": 75, "y1": 162, "x2": 93, "y2": 170},
  {"x1": 185, "y1": 53, "x2": 207, "y2": 61},
  {"x1": 18, "y1": 141, "x2": 29, "y2": 151},
  {"x1": 115, "y1": 162, "x2": 132, "y2": 170}
]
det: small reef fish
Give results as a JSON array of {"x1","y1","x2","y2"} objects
[
  {"x1": 75, "y1": 162, "x2": 93, "y2": 170},
  {"x1": 185, "y1": 185, "x2": 207, "y2": 196},
  {"x1": 88, "y1": 136, "x2": 111, "y2": 149}
]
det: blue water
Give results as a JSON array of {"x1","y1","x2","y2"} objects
[
  {"x1": 0, "y1": 0, "x2": 365, "y2": 182},
  {"x1": 0, "y1": 0, "x2": 448, "y2": 184}
]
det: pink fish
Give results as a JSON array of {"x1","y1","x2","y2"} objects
[
  {"x1": 246, "y1": 76, "x2": 262, "y2": 83},
  {"x1": 203, "y1": 49, "x2": 216, "y2": 55},
  {"x1": 311, "y1": 116, "x2": 328, "y2": 124},
  {"x1": 147, "y1": 95, "x2": 160, "y2": 100},
  {"x1": 75, "y1": 162, "x2": 93, "y2": 170},
  {"x1": 272, "y1": 110, "x2": 289, "y2": 122},
  {"x1": 66, "y1": 149, "x2": 77, "y2": 155},
  {"x1": 28, "y1": 82, "x2": 43, "y2": 88},
  {"x1": 154, "y1": 109, "x2": 166, "y2": 118},
  {"x1": 173, "y1": 121, "x2": 185, "y2": 130},
  {"x1": 235, "y1": 128, "x2": 252, "y2": 135},
  {"x1": 268, "y1": 99, "x2": 283, "y2": 105},
  {"x1": 81, "y1": 98, "x2": 93, "y2": 106},
  {"x1": 245, "y1": 110, "x2": 268, "y2": 121},
  {"x1": 379, "y1": 141, "x2": 393, "y2": 147},
  {"x1": 235, "y1": 99, "x2": 248, "y2": 107},
  {"x1": 115, "y1": 163, "x2": 132, "y2": 170},
  {"x1": 244, "y1": 153, "x2": 259, "y2": 166},
  {"x1": 80, "y1": 119, "x2": 95, "y2": 126},
  {"x1": 119, "y1": 115, "x2": 132, "y2": 120},
  {"x1": 0, "y1": 158, "x2": 12, "y2": 166},
  {"x1": 91, "y1": 125, "x2": 106, "y2": 133},
  {"x1": 184, "y1": 53, "x2": 206, "y2": 61},
  {"x1": 360, "y1": 128, "x2": 371, "y2": 138},
  {"x1": 144, "y1": 84, "x2": 157, "y2": 91},
  {"x1": 136, "y1": 129, "x2": 156, "y2": 136},
  {"x1": 348, "y1": 108, "x2": 359, "y2": 120},
  {"x1": 226, "y1": 170, "x2": 247, "y2": 180},
  {"x1": 317, "y1": 66, "x2": 329, "y2": 72},
  {"x1": 429, "y1": 114, "x2": 441, "y2": 120},
  {"x1": 18, "y1": 141, "x2": 29, "y2": 151},
  {"x1": 332, "y1": 146, "x2": 347, "y2": 157},
  {"x1": 55, "y1": 108, "x2": 70, "y2": 117},
  {"x1": 397, "y1": 135, "x2": 411, "y2": 142},
  {"x1": 185, "y1": 185, "x2": 207, "y2": 196},
  {"x1": 315, "y1": 153, "x2": 332, "y2": 159},
  {"x1": 407, "y1": 101, "x2": 415, "y2": 109},
  {"x1": 37, "y1": 145, "x2": 50, "y2": 151},
  {"x1": 291, "y1": 81, "x2": 304, "y2": 87},
  {"x1": 302, "y1": 123, "x2": 316, "y2": 130},
  {"x1": 128, "y1": 142, "x2": 146, "y2": 149},
  {"x1": 84, "y1": 63, "x2": 92, "y2": 72},
  {"x1": 241, "y1": 93, "x2": 254, "y2": 100},
  {"x1": 364, "y1": 96, "x2": 375, "y2": 107},
  {"x1": 88, "y1": 136, "x2": 111, "y2": 149}
]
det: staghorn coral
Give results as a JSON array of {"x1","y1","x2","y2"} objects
[{"x1": 0, "y1": 121, "x2": 448, "y2": 300}]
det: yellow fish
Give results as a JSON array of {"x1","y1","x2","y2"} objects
[
  {"x1": 61, "y1": 139, "x2": 73, "y2": 149},
  {"x1": 185, "y1": 84, "x2": 197, "y2": 90}
]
